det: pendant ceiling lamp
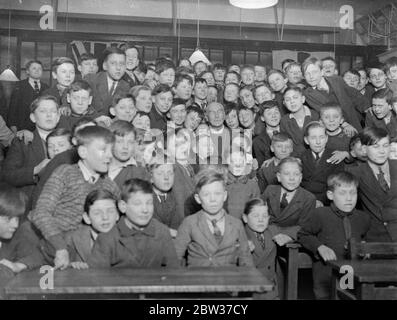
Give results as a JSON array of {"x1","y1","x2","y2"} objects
[
  {"x1": 0, "y1": 10, "x2": 19, "y2": 82},
  {"x1": 189, "y1": 0, "x2": 211, "y2": 66},
  {"x1": 229, "y1": 0, "x2": 278, "y2": 9}
]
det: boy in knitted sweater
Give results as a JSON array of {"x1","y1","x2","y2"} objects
[{"x1": 28, "y1": 125, "x2": 120, "y2": 270}]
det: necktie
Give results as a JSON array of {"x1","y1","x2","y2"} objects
[
  {"x1": 314, "y1": 152, "x2": 321, "y2": 166},
  {"x1": 255, "y1": 232, "x2": 266, "y2": 249},
  {"x1": 109, "y1": 80, "x2": 117, "y2": 96},
  {"x1": 377, "y1": 167, "x2": 390, "y2": 192},
  {"x1": 342, "y1": 215, "x2": 352, "y2": 252},
  {"x1": 158, "y1": 195, "x2": 166, "y2": 203},
  {"x1": 210, "y1": 219, "x2": 223, "y2": 244},
  {"x1": 280, "y1": 192, "x2": 289, "y2": 211},
  {"x1": 184, "y1": 164, "x2": 195, "y2": 178},
  {"x1": 34, "y1": 81, "x2": 40, "y2": 94}
]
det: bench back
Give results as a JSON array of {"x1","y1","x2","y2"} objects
[{"x1": 348, "y1": 238, "x2": 397, "y2": 260}]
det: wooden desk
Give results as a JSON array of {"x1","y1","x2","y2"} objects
[
  {"x1": 4, "y1": 267, "x2": 274, "y2": 300},
  {"x1": 328, "y1": 260, "x2": 397, "y2": 300}
]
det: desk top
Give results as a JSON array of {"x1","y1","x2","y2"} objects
[
  {"x1": 5, "y1": 267, "x2": 273, "y2": 296},
  {"x1": 328, "y1": 260, "x2": 397, "y2": 283}
]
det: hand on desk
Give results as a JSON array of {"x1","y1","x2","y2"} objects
[
  {"x1": 273, "y1": 234, "x2": 293, "y2": 246},
  {"x1": 0, "y1": 259, "x2": 27, "y2": 273},
  {"x1": 248, "y1": 240, "x2": 255, "y2": 252},
  {"x1": 54, "y1": 249, "x2": 70, "y2": 270},
  {"x1": 318, "y1": 245, "x2": 337, "y2": 262}
]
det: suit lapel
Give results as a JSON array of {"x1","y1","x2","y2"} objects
[
  {"x1": 32, "y1": 129, "x2": 46, "y2": 160},
  {"x1": 97, "y1": 72, "x2": 110, "y2": 105},
  {"x1": 268, "y1": 187, "x2": 281, "y2": 219},
  {"x1": 304, "y1": 87, "x2": 329, "y2": 113},
  {"x1": 197, "y1": 212, "x2": 219, "y2": 249},
  {"x1": 72, "y1": 227, "x2": 93, "y2": 262}
]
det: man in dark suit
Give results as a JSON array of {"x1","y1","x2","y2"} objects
[
  {"x1": 86, "y1": 47, "x2": 130, "y2": 116},
  {"x1": 302, "y1": 57, "x2": 370, "y2": 133},
  {"x1": 7, "y1": 60, "x2": 49, "y2": 131}
]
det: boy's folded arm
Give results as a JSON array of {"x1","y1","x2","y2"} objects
[{"x1": 297, "y1": 216, "x2": 323, "y2": 255}]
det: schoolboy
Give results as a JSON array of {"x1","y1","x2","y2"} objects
[
  {"x1": 262, "y1": 157, "x2": 316, "y2": 244},
  {"x1": 88, "y1": 178, "x2": 179, "y2": 268},
  {"x1": 348, "y1": 133, "x2": 367, "y2": 165},
  {"x1": 239, "y1": 85, "x2": 257, "y2": 110},
  {"x1": 167, "y1": 98, "x2": 187, "y2": 130},
  {"x1": 199, "y1": 71, "x2": 215, "y2": 87},
  {"x1": 281, "y1": 59, "x2": 295, "y2": 72},
  {"x1": 224, "y1": 71, "x2": 241, "y2": 85},
  {"x1": 254, "y1": 64, "x2": 267, "y2": 85},
  {"x1": 256, "y1": 133, "x2": 293, "y2": 193},
  {"x1": 213, "y1": 63, "x2": 226, "y2": 86},
  {"x1": 184, "y1": 105, "x2": 204, "y2": 132},
  {"x1": 156, "y1": 59, "x2": 176, "y2": 88},
  {"x1": 240, "y1": 65, "x2": 255, "y2": 86},
  {"x1": 357, "y1": 68, "x2": 374, "y2": 101},
  {"x1": 149, "y1": 84, "x2": 173, "y2": 133},
  {"x1": 254, "y1": 84, "x2": 274, "y2": 105},
  {"x1": 267, "y1": 69, "x2": 288, "y2": 115},
  {"x1": 109, "y1": 93, "x2": 137, "y2": 123},
  {"x1": 192, "y1": 77, "x2": 208, "y2": 110},
  {"x1": 321, "y1": 56, "x2": 338, "y2": 77},
  {"x1": 224, "y1": 103, "x2": 240, "y2": 130},
  {"x1": 77, "y1": 53, "x2": 98, "y2": 80},
  {"x1": 46, "y1": 128, "x2": 72, "y2": 159},
  {"x1": 132, "y1": 111, "x2": 151, "y2": 132},
  {"x1": 347, "y1": 127, "x2": 397, "y2": 241},
  {"x1": 2, "y1": 95, "x2": 60, "y2": 203},
  {"x1": 285, "y1": 62, "x2": 303, "y2": 86},
  {"x1": 207, "y1": 85, "x2": 219, "y2": 104},
  {"x1": 130, "y1": 85, "x2": 152, "y2": 114},
  {"x1": 173, "y1": 74, "x2": 193, "y2": 102},
  {"x1": 300, "y1": 121, "x2": 344, "y2": 204},
  {"x1": 28, "y1": 125, "x2": 120, "y2": 270},
  {"x1": 193, "y1": 61, "x2": 207, "y2": 76},
  {"x1": 108, "y1": 120, "x2": 149, "y2": 188},
  {"x1": 280, "y1": 85, "x2": 319, "y2": 156},
  {"x1": 368, "y1": 62, "x2": 388, "y2": 91},
  {"x1": 366, "y1": 88, "x2": 397, "y2": 140},
  {"x1": 342, "y1": 69, "x2": 360, "y2": 90},
  {"x1": 223, "y1": 83, "x2": 240, "y2": 104},
  {"x1": 298, "y1": 171, "x2": 370, "y2": 299},
  {"x1": 226, "y1": 149, "x2": 260, "y2": 219},
  {"x1": 238, "y1": 107, "x2": 256, "y2": 134},
  {"x1": 228, "y1": 64, "x2": 241, "y2": 74},
  {"x1": 175, "y1": 169, "x2": 254, "y2": 267}
]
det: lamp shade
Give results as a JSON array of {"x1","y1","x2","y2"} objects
[
  {"x1": 189, "y1": 49, "x2": 212, "y2": 66},
  {"x1": 229, "y1": 0, "x2": 278, "y2": 9},
  {"x1": 0, "y1": 67, "x2": 19, "y2": 82}
]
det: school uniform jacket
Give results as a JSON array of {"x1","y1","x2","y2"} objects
[
  {"x1": 347, "y1": 160, "x2": 397, "y2": 242},
  {"x1": 252, "y1": 130, "x2": 272, "y2": 168},
  {"x1": 65, "y1": 224, "x2": 95, "y2": 263},
  {"x1": 257, "y1": 160, "x2": 278, "y2": 193},
  {"x1": 112, "y1": 165, "x2": 150, "y2": 190},
  {"x1": 304, "y1": 76, "x2": 370, "y2": 131},
  {"x1": 175, "y1": 210, "x2": 254, "y2": 267},
  {"x1": 263, "y1": 185, "x2": 317, "y2": 240},
  {"x1": 86, "y1": 71, "x2": 130, "y2": 115},
  {"x1": 365, "y1": 111, "x2": 397, "y2": 140}
]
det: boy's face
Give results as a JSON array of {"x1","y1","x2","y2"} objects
[
  {"x1": 112, "y1": 98, "x2": 136, "y2": 122},
  {"x1": 27, "y1": 62, "x2": 43, "y2": 80},
  {"x1": 271, "y1": 140, "x2": 293, "y2": 160},
  {"x1": 277, "y1": 162, "x2": 302, "y2": 192},
  {"x1": 151, "y1": 164, "x2": 174, "y2": 193},
  {"x1": 132, "y1": 114, "x2": 151, "y2": 131},
  {"x1": 135, "y1": 90, "x2": 152, "y2": 113},
  {"x1": 84, "y1": 199, "x2": 119, "y2": 234},
  {"x1": 113, "y1": 132, "x2": 135, "y2": 162},
  {"x1": 343, "y1": 72, "x2": 359, "y2": 89},
  {"x1": 364, "y1": 137, "x2": 390, "y2": 165},
  {"x1": 238, "y1": 109, "x2": 255, "y2": 129},
  {"x1": 388, "y1": 65, "x2": 397, "y2": 80},
  {"x1": 225, "y1": 109, "x2": 239, "y2": 129},
  {"x1": 207, "y1": 87, "x2": 218, "y2": 103},
  {"x1": 321, "y1": 108, "x2": 343, "y2": 132},
  {"x1": 321, "y1": 60, "x2": 337, "y2": 77},
  {"x1": 243, "y1": 206, "x2": 269, "y2": 233},
  {"x1": 194, "y1": 82, "x2": 208, "y2": 100},
  {"x1": 103, "y1": 53, "x2": 126, "y2": 81},
  {"x1": 158, "y1": 68, "x2": 175, "y2": 87},
  {"x1": 214, "y1": 69, "x2": 225, "y2": 82},
  {"x1": 350, "y1": 140, "x2": 367, "y2": 161},
  {"x1": 224, "y1": 85, "x2": 238, "y2": 102},
  {"x1": 30, "y1": 99, "x2": 60, "y2": 131},
  {"x1": 304, "y1": 64, "x2": 322, "y2": 87},
  {"x1": 145, "y1": 69, "x2": 156, "y2": 81},
  {"x1": 175, "y1": 79, "x2": 193, "y2": 100},
  {"x1": 284, "y1": 89, "x2": 305, "y2": 113},
  {"x1": 207, "y1": 103, "x2": 225, "y2": 128},
  {"x1": 369, "y1": 68, "x2": 387, "y2": 88},
  {"x1": 47, "y1": 135, "x2": 72, "y2": 159},
  {"x1": 153, "y1": 91, "x2": 173, "y2": 114},
  {"x1": 202, "y1": 73, "x2": 215, "y2": 86},
  {"x1": 194, "y1": 62, "x2": 207, "y2": 75},
  {"x1": 255, "y1": 86, "x2": 273, "y2": 104},
  {"x1": 53, "y1": 63, "x2": 75, "y2": 87},
  {"x1": 79, "y1": 138, "x2": 113, "y2": 173},
  {"x1": 241, "y1": 68, "x2": 255, "y2": 85},
  {"x1": 286, "y1": 65, "x2": 303, "y2": 84},
  {"x1": 372, "y1": 98, "x2": 392, "y2": 120},
  {"x1": 327, "y1": 183, "x2": 357, "y2": 213},
  {"x1": 125, "y1": 48, "x2": 139, "y2": 71},
  {"x1": 194, "y1": 181, "x2": 227, "y2": 215},
  {"x1": 304, "y1": 127, "x2": 328, "y2": 154},
  {"x1": 254, "y1": 66, "x2": 266, "y2": 83},
  {"x1": 184, "y1": 111, "x2": 201, "y2": 131},
  {"x1": 228, "y1": 152, "x2": 247, "y2": 176},
  {"x1": 79, "y1": 59, "x2": 98, "y2": 77},
  {"x1": 229, "y1": 65, "x2": 240, "y2": 74},
  {"x1": 240, "y1": 89, "x2": 255, "y2": 108},
  {"x1": 268, "y1": 73, "x2": 287, "y2": 92},
  {"x1": 261, "y1": 107, "x2": 281, "y2": 128},
  {"x1": 0, "y1": 216, "x2": 19, "y2": 240},
  {"x1": 119, "y1": 191, "x2": 154, "y2": 228},
  {"x1": 67, "y1": 89, "x2": 92, "y2": 115},
  {"x1": 169, "y1": 104, "x2": 187, "y2": 126},
  {"x1": 225, "y1": 73, "x2": 239, "y2": 85},
  {"x1": 358, "y1": 70, "x2": 368, "y2": 91}
]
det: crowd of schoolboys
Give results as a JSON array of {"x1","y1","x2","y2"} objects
[{"x1": 0, "y1": 45, "x2": 397, "y2": 300}]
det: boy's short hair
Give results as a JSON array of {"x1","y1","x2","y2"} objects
[
  {"x1": 327, "y1": 171, "x2": 358, "y2": 192},
  {"x1": 68, "y1": 80, "x2": 93, "y2": 96},
  {"x1": 109, "y1": 120, "x2": 136, "y2": 137},
  {"x1": 239, "y1": 85, "x2": 255, "y2": 94},
  {"x1": 224, "y1": 71, "x2": 241, "y2": 82},
  {"x1": 284, "y1": 84, "x2": 303, "y2": 97},
  {"x1": 135, "y1": 61, "x2": 147, "y2": 74},
  {"x1": 238, "y1": 107, "x2": 254, "y2": 116},
  {"x1": 212, "y1": 63, "x2": 226, "y2": 71},
  {"x1": 224, "y1": 102, "x2": 240, "y2": 115},
  {"x1": 321, "y1": 56, "x2": 336, "y2": 64},
  {"x1": 0, "y1": 183, "x2": 27, "y2": 218},
  {"x1": 259, "y1": 100, "x2": 279, "y2": 116},
  {"x1": 277, "y1": 156, "x2": 302, "y2": 173},
  {"x1": 152, "y1": 83, "x2": 172, "y2": 96},
  {"x1": 121, "y1": 178, "x2": 153, "y2": 202},
  {"x1": 349, "y1": 133, "x2": 362, "y2": 152},
  {"x1": 254, "y1": 83, "x2": 273, "y2": 94},
  {"x1": 303, "y1": 121, "x2": 326, "y2": 137},
  {"x1": 271, "y1": 132, "x2": 292, "y2": 145},
  {"x1": 342, "y1": 69, "x2": 360, "y2": 78},
  {"x1": 281, "y1": 58, "x2": 295, "y2": 70},
  {"x1": 302, "y1": 57, "x2": 322, "y2": 74},
  {"x1": 372, "y1": 88, "x2": 394, "y2": 104},
  {"x1": 367, "y1": 62, "x2": 387, "y2": 74},
  {"x1": 171, "y1": 98, "x2": 186, "y2": 109},
  {"x1": 176, "y1": 66, "x2": 192, "y2": 75},
  {"x1": 194, "y1": 77, "x2": 208, "y2": 86},
  {"x1": 146, "y1": 154, "x2": 174, "y2": 174},
  {"x1": 173, "y1": 73, "x2": 193, "y2": 88},
  {"x1": 46, "y1": 128, "x2": 71, "y2": 144},
  {"x1": 119, "y1": 42, "x2": 140, "y2": 54},
  {"x1": 155, "y1": 59, "x2": 176, "y2": 75},
  {"x1": 102, "y1": 47, "x2": 126, "y2": 62},
  {"x1": 319, "y1": 103, "x2": 343, "y2": 117},
  {"x1": 51, "y1": 57, "x2": 75, "y2": 73},
  {"x1": 134, "y1": 111, "x2": 150, "y2": 119},
  {"x1": 225, "y1": 82, "x2": 240, "y2": 92},
  {"x1": 30, "y1": 95, "x2": 59, "y2": 113},
  {"x1": 267, "y1": 69, "x2": 286, "y2": 79},
  {"x1": 207, "y1": 85, "x2": 219, "y2": 93},
  {"x1": 79, "y1": 53, "x2": 97, "y2": 64},
  {"x1": 71, "y1": 118, "x2": 96, "y2": 136},
  {"x1": 386, "y1": 56, "x2": 397, "y2": 71},
  {"x1": 243, "y1": 198, "x2": 267, "y2": 216},
  {"x1": 285, "y1": 62, "x2": 301, "y2": 73},
  {"x1": 186, "y1": 105, "x2": 205, "y2": 121},
  {"x1": 74, "y1": 125, "x2": 115, "y2": 147},
  {"x1": 194, "y1": 169, "x2": 226, "y2": 194},
  {"x1": 360, "y1": 126, "x2": 389, "y2": 146},
  {"x1": 129, "y1": 85, "x2": 151, "y2": 99},
  {"x1": 84, "y1": 189, "x2": 119, "y2": 213},
  {"x1": 241, "y1": 64, "x2": 255, "y2": 73},
  {"x1": 111, "y1": 93, "x2": 136, "y2": 108},
  {"x1": 25, "y1": 59, "x2": 43, "y2": 70}
]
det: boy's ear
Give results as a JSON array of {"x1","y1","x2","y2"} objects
[
  {"x1": 77, "y1": 65, "x2": 82, "y2": 73},
  {"x1": 151, "y1": 96, "x2": 155, "y2": 104},
  {"x1": 271, "y1": 93, "x2": 275, "y2": 100},
  {"x1": 303, "y1": 136, "x2": 309, "y2": 145},
  {"x1": 260, "y1": 115, "x2": 265, "y2": 123},
  {"x1": 118, "y1": 200, "x2": 127, "y2": 214},
  {"x1": 276, "y1": 172, "x2": 281, "y2": 183},
  {"x1": 52, "y1": 71, "x2": 57, "y2": 80},
  {"x1": 242, "y1": 214, "x2": 248, "y2": 224},
  {"x1": 326, "y1": 190, "x2": 334, "y2": 201},
  {"x1": 82, "y1": 212, "x2": 91, "y2": 225},
  {"x1": 29, "y1": 113, "x2": 36, "y2": 124},
  {"x1": 301, "y1": 95, "x2": 306, "y2": 104},
  {"x1": 109, "y1": 107, "x2": 116, "y2": 116},
  {"x1": 67, "y1": 93, "x2": 71, "y2": 104},
  {"x1": 223, "y1": 190, "x2": 228, "y2": 202},
  {"x1": 77, "y1": 145, "x2": 88, "y2": 160},
  {"x1": 88, "y1": 96, "x2": 93, "y2": 105},
  {"x1": 270, "y1": 144, "x2": 274, "y2": 153},
  {"x1": 103, "y1": 61, "x2": 108, "y2": 71},
  {"x1": 194, "y1": 193, "x2": 202, "y2": 205}
]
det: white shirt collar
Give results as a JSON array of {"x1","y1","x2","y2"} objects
[
  {"x1": 28, "y1": 78, "x2": 40, "y2": 89},
  {"x1": 210, "y1": 125, "x2": 225, "y2": 135},
  {"x1": 107, "y1": 157, "x2": 137, "y2": 180},
  {"x1": 36, "y1": 128, "x2": 50, "y2": 141},
  {"x1": 107, "y1": 76, "x2": 118, "y2": 91},
  {"x1": 78, "y1": 160, "x2": 100, "y2": 184},
  {"x1": 312, "y1": 150, "x2": 325, "y2": 159},
  {"x1": 289, "y1": 105, "x2": 311, "y2": 119}
]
